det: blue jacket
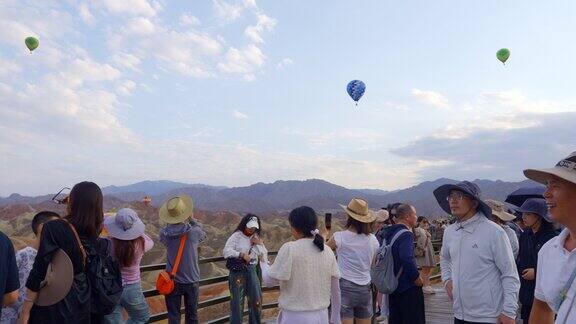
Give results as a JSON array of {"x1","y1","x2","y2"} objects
[{"x1": 383, "y1": 224, "x2": 419, "y2": 295}]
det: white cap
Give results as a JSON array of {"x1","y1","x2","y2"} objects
[{"x1": 246, "y1": 217, "x2": 259, "y2": 229}]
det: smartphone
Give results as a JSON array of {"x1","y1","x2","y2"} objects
[{"x1": 325, "y1": 213, "x2": 332, "y2": 230}]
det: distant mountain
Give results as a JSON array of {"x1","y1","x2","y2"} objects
[
  {"x1": 102, "y1": 180, "x2": 226, "y2": 196},
  {"x1": 355, "y1": 189, "x2": 389, "y2": 196},
  {"x1": 0, "y1": 178, "x2": 541, "y2": 217}
]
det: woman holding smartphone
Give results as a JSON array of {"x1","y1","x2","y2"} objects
[{"x1": 223, "y1": 214, "x2": 267, "y2": 324}]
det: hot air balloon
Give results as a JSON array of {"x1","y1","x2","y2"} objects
[
  {"x1": 497, "y1": 48, "x2": 510, "y2": 65},
  {"x1": 25, "y1": 37, "x2": 39, "y2": 52},
  {"x1": 347, "y1": 80, "x2": 366, "y2": 106}
]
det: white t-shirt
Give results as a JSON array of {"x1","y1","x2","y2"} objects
[
  {"x1": 333, "y1": 230, "x2": 380, "y2": 285},
  {"x1": 535, "y1": 228, "x2": 576, "y2": 324},
  {"x1": 268, "y1": 238, "x2": 340, "y2": 312}
]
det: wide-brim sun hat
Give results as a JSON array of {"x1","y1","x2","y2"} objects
[
  {"x1": 104, "y1": 208, "x2": 145, "y2": 240},
  {"x1": 517, "y1": 198, "x2": 552, "y2": 223},
  {"x1": 433, "y1": 181, "x2": 492, "y2": 218},
  {"x1": 484, "y1": 199, "x2": 516, "y2": 222},
  {"x1": 339, "y1": 198, "x2": 376, "y2": 223},
  {"x1": 159, "y1": 195, "x2": 194, "y2": 224},
  {"x1": 36, "y1": 249, "x2": 74, "y2": 306},
  {"x1": 374, "y1": 209, "x2": 389, "y2": 223},
  {"x1": 524, "y1": 151, "x2": 576, "y2": 186}
]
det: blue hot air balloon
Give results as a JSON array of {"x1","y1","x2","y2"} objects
[{"x1": 347, "y1": 80, "x2": 366, "y2": 106}]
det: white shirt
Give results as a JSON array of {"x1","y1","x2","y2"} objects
[
  {"x1": 535, "y1": 228, "x2": 576, "y2": 324},
  {"x1": 333, "y1": 230, "x2": 379, "y2": 285},
  {"x1": 223, "y1": 231, "x2": 267, "y2": 264},
  {"x1": 267, "y1": 238, "x2": 340, "y2": 312}
]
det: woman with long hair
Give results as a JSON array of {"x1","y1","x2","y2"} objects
[
  {"x1": 259, "y1": 206, "x2": 341, "y2": 324},
  {"x1": 103, "y1": 208, "x2": 153, "y2": 324},
  {"x1": 223, "y1": 214, "x2": 267, "y2": 324},
  {"x1": 20, "y1": 181, "x2": 104, "y2": 324},
  {"x1": 414, "y1": 216, "x2": 436, "y2": 294},
  {"x1": 326, "y1": 198, "x2": 379, "y2": 324}
]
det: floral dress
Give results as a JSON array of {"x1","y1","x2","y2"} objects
[{"x1": 0, "y1": 247, "x2": 37, "y2": 324}]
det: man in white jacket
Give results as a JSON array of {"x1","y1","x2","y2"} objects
[{"x1": 434, "y1": 181, "x2": 519, "y2": 324}]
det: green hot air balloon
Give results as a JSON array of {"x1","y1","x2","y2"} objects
[
  {"x1": 25, "y1": 37, "x2": 39, "y2": 52},
  {"x1": 497, "y1": 48, "x2": 510, "y2": 65}
]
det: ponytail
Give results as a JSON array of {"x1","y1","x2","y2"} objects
[{"x1": 289, "y1": 206, "x2": 325, "y2": 251}]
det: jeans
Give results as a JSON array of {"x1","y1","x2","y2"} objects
[
  {"x1": 164, "y1": 282, "x2": 199, "y2": 324},
  {"x1": 339, "y1": 278, "x2": 373, "y2": 319},
  {"x1": 103, "y1": 282, "x2": 150, "y2": 324},
  {"x1": 229, "y1": 265, "x2": 262, "y2": 324}
]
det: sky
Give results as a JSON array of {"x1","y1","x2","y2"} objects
[{"x1": 1, "y1": 0, "x2": 575, "y2": 196}]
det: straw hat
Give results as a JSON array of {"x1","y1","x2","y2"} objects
[
  {"x1": 36, "y1": 249, "x2": 74, "y2": 306},
  {"x1": 159, "y1": 195, "x2": 194, "y2": 224},
  {"x1": 340, "y1": 198, "x2": 376, "y2": 223},
  {"x1": 374, "y1": 209, "x2": 390, "y2": 223},
  {"x1": 484, "y1": 199, "x2": 516, "y2": 222},
  {"x1": 524, "y1": 151, "x2": 576, "y2": 186}
]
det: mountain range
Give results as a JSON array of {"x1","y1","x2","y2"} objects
[{"x1": 0, "y1": 178, "x2": 539, "y2": 217}]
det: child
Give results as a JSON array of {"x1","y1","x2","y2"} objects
[
  {"x1": 159, "y1": 196, "x2": 206, "y2": 324},
  {"x1": 103, "y1": 208, "x2": 154, "y2": 324},
  {"x1": 0, "y1": 211, "x2": 60, "y2": 324}
]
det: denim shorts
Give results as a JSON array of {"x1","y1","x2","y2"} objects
[{"x1": 340, "y1": 278, "x2": 373, "y2": 319}]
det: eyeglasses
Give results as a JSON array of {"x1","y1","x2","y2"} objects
[
  {"x1": 51, "y1": 187, "x2": 70, "y2": 205},
  {"x1": 446, "y1": 192, "x2": 466, "y2": 202}
]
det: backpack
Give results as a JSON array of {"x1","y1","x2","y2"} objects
[
  {"x1": 371, "y1": 228, "x2": 410, "y2": 294},
  {"x1": 85, "y1": 238, "x2": 123, "y2": 315}
]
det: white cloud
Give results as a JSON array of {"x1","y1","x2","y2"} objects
[
  {"x1": 233, "y1": 110, "x2": 248, "y2": 119},
  {"x1": 79, "y1": 3, "x2": 95, "y2": 24},
  {"x1": 126, "y1": 17, "x2": 156, "y2": 35},
  {"x1": 244, "y1": 13, "x2": 276, "y2": 43},
  {"x1": 58, "y1": 58, "x2": 121, "y2": 88},
  {"x1": 116, "y1": 80, "x2": 137, "y2": 96},
  {"x1": 180, "y1": 13, "x2": 201, "y2": 27},
  {"x1": 101, "y1": 0, "x2": 159, "y2": 17},
  {"x1": 111, "y1": 53, "x2": 142, "y2": 72},
  {"x1": 217, "y1": 44, "x2": 265, "y2": 78},
  {"x1": 276, "y1": 58, "x2": 293, "y2": 69},
  {"x1": 0, "y1": 57, "x2": 21, "y2": 75},
  {"x1": 480, "y1": 90, "x2": 574, "y2": 114},
  {"x1": 213, "y1": 0, "x2": 246, "y2": 22},
  {"x1": 412, "y1": 88, "x2": 450, "y2": 109}
]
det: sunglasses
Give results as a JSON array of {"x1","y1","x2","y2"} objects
[{"x1": 51, "y1": 187, "x2": 70, "y2": 205}]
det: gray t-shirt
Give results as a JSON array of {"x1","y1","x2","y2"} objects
[{"x1": 160, "y1": 220, "x2": 206, "y2": 283}]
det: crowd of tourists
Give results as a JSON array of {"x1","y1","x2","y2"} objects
[{"x1": 1, "y1": 151, "x2": 576, "y2": 324}]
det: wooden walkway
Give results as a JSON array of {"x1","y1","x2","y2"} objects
[{"x1": 423, "y1": 284, "x2": 454, "y2": 324}]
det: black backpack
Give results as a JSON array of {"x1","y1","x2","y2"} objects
[{"x1": 85, "y1": 238, "x2": 123, "y2": 315}]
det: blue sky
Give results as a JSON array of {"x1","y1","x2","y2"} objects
[{"x1": 1, "y1": 0, "x2": 575, "y2": 196}]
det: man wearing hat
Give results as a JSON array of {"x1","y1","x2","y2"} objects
[
  {"x1": 159, "y1": 195, "x2": 207, "y2": 324},
  {"x1": 434, "y1": 181, "x2": 519, "y2": 324},
  {"x1": 523, "y1": 152, "x2": 576, "y2": 324},
  {"x1": 485, "y1": 199, "x2": 520, "y2": 259},
  {"x1": 515, "y1": 198, "x2": 558, "y2": 324}
]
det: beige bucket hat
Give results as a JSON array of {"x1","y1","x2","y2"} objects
[
  {"x1": 374, "y1": 209, "x2": 390, "y2": 223},
  {"x1": 36, "y1": 249, "x2": 74, "y2": 306},
  {"x1": 159, "y1": 195, "x2": 194, "y2": 224},
  {"x1": 340, "y1": 198, "x2": 376, "y2": 223},
  {"x1": 485, "y1": 199, "x2": 516, "y2": 222},
  {"x1": 524, "y1": 151, "x2": 576, "y2": 186}
]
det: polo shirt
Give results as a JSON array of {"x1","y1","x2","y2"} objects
[{"x1": 535, "y1": 228, "x2": 576, "y2": 323}]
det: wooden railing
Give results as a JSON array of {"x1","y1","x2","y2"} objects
[
  {"x1": 141, "y1": 239, "x2": 443, "y2": 323},
  {"x1": 140, "y1": 252, "x2": 279, "y2": 323}
]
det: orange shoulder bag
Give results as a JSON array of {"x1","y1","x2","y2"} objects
[{"x1": 156, "y1": 234, "x2": 187, "y2": 295}]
